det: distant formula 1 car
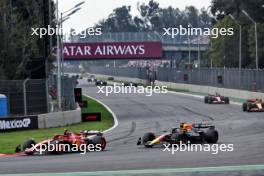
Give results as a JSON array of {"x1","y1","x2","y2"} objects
[
  {"x1": 137, "y1": 123, "x2": 218, "y2": 148},
  {"x1": 95, "y1": 80, "x2": 107, "y2": 86},
  {"x1": 242, "y1": 99, "x2": 264, "y2": 112},
  {"x1": 204, "y1": 93, "x2": 229, "y2": 104},
  {"x1": 23, "y1": 130, "x2": 106, "y2": 155}
]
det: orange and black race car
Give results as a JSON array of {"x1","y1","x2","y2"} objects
[
  {"x1": 204, "y1": 93, "x2": 229, "y2": 104},
  {"x1": 22, "y1": 130, "x2": 106, "y2": 155},
  {"x1": 137, "y1": 123, "x2": 219, "y2": 148},
  {"x1": 242, "y1": 99, "x2": 264, "y2": 112}
]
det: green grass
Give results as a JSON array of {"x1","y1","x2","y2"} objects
[{"x1": 0, "y1": 96, "x2": 114, "y2": 154}]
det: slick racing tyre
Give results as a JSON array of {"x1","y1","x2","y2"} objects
[
  {"x1": 224, "y1": 97, "x2": 230, "y2": 104},
  {"x1": 204, "y1": 96, "x2": 208, "y2": 103},
  {"x1": 204, "y1": 129, "x2": 218, "y2": 143},
  {"x1": 242, "y1": 103, "x2": 247, "y2": 112},
  {"x1": 91, "y1": 136, "x2": 106, "y2": 151},
  {"x1": 23, "y1": 139, "x2": 36, "y2": 151},
  {"x1": 142, "y1": 132, "x2": 155, "y2": 148}
]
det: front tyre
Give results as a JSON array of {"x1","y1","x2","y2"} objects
[
  {"x1": 142, "y1": 132, "x2": 155, "y2": 148},
  {"x1": 204, "y1": 129, "x2": 219, "y2": 143}
]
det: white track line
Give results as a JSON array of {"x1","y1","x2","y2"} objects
[{"x1": 84, "y1": 94, "x2": 118, "y2": 134}]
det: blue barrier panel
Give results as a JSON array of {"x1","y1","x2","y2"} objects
[{"x1": 0, "y1": 94, "x2": 8, "y2": 117}]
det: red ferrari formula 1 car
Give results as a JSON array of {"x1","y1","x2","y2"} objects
[
  {"x1": 23, "y1": 130, "x2": 106, "y2": 155},
  {"x1": 242, "y1": 99, "x2": 264, "y2": 112},
  {"x1": 204, "y1": 93, "x2": 229, "y2": 104}
]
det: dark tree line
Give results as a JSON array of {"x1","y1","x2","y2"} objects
[
  {"x1": 207, "y1": 0, "x2": 264, "y2": 69},
  {"x1": 0, "y1": 0, "x2": 55, "y2": 80}
]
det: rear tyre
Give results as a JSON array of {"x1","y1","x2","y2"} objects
[
  {"x1": 142, "y1": 132, "x2": 155, "y2": 148},
  {"x1": 242, "y1": 103, "x2": 247, "y2": 112},
  {"x1": 91, "y1": 136, "x2": 106, "y2": 151},
  {"x1": 225, "y1": 97, "x2": 230, "y2": 104},
  {"x1": 204, "y1": 96, "x2": 208, "y2": 103},
  {"x1": 204, "y1": 129, "x2": 218, "y2": 143}
]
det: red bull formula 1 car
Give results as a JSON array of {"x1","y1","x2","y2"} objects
[
  {"x1": 204, "y1": 93, "x2": 229, "y2": 104},
  {"x1": 242, "y1": 99, "x2": 264, "y2": 112},
  {"x1": 23, "y1": 130, "x2": 106, "y2": 155},
  {"x1": 137, "y1": 123, "x2": 218, "y2": 148}
]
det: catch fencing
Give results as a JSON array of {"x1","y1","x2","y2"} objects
[
  {"x1": 0, "y1": 79, "x2": 48, "y2": 116},
  {"x1": 88, "y1": 66, "x2": 264, "y2": 92},
  {"x1": 0, "y1": 76, "x2": 77, "y2": 116}
]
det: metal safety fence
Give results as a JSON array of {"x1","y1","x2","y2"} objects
[
  {"x1": 0, "y1": 79, "x2": 48, "y2": 116},
  {"x1": 0, "y1": 76, "x2": 77, "y2": 116}
]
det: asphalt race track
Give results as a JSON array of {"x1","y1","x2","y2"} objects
[{"x1": 1, "y1": 80, "x2": 264, "y2": 175}]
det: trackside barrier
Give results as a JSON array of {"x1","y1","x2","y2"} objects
[
  {"x1": 90, "y1": 73, "x2": 264, "y2": 100},
  {"x1": 38, "y1": 107, "x2": 81, "y2": 129}
]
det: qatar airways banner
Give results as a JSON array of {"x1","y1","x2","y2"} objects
[{"x1": 63, "y1": 42, "x2": 162, "y2": 60}]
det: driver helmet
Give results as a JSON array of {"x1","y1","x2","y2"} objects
[
  {"x1": 64, "y1": 129, "x2": 71, "y2": 135},
  {"x1": 180, "y1": 123, "x2": 192, "y2": 131}
]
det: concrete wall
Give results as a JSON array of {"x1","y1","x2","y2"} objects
[
  {"x1": 92, "y1": 73, "x2": 264, "y2": 100},
  {"x1": 38, "y1": 107, "x2": 81, "y2": 129}
]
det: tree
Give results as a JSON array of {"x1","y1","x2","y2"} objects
[
  {"x1": 95, "y1": 0, "x2": 212, "y2": 33},
  {"x1": 0, "y1": 0, "x2": 55, "y2": 80},
  {"x1": 135, "y1": 0, "x2": 161, "y2": 31},
  {"x1": 96, "y1": 6, "x2": 137, "y2": 32},
  {"x1": 208, "y1": 0, "x2": 264, "y2": 68},
  {"x1": 206, "y1": 17, "x2": 239, "y2": 67}
]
